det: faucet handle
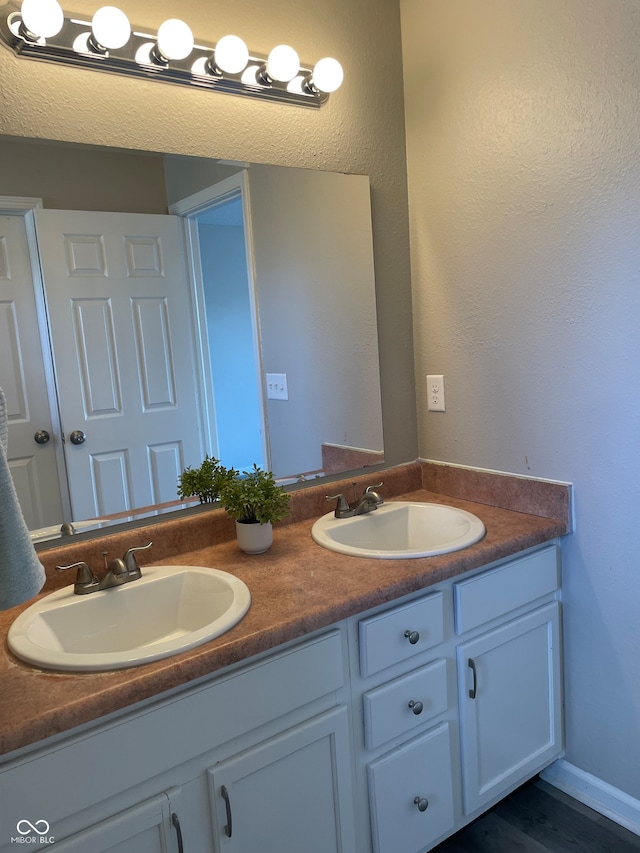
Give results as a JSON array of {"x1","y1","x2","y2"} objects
[
  {"x1": 325, "y1": 493, "x2": 350, "y2": 516},
  {"x1": 364, "y1": 482, "x2": 384, "y2": 506},
  {"x1": 56, "y1": 561, "x2": 98, "y2": 593},
  {"x1": 364, "y1": 482, "x2": 384, "y2": 494},
  {"x1": 122, "y1": 541, "x2": 152, "y2": 576}
]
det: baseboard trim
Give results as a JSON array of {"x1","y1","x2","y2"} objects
[{"x1": 541, "y1": 759, "x2": 640, "y2": 837}]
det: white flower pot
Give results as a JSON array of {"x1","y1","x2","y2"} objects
[{"x1": 235, "y1": 520, "x2": 273, "y2": 554}]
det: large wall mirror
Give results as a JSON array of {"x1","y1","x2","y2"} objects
[{"x1": 0, "y1": 136, "x2": 384, "y2": 542}]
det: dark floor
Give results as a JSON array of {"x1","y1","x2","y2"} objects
[{"x1": 433, "y1": 778, "x2": 640, "y2": 853}]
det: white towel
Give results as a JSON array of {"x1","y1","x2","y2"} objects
[{"x1": 0, "y1": 387, "x2": 46, "y2": 609}]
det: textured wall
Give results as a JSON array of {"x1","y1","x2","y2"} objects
[
  {"x1": 0, "y1": 0, "x2": 416, "y2": 466},
  {"x1": 0, "y1": 138, "x2": 168, "y2": 211},
  {"x1": 402, "y1": 0, "x2": 640, "y2": 801}
]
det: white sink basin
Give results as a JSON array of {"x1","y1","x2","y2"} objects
[
  {"x1": 7, "y1": 566, "x2": 251, "y2": 672},
  {"x1": 311, "y1": 501, "x2": 485, "y2": 559}
]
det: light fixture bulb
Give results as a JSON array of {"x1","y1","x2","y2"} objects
[
  {"x1": 311, "y1": 57, "x2": 343, "y2": 93},
  {"x1": 266, "y1": 44, "x2": 299, "y2": 83},
  {"x1": 91, "y1": 6, "x2": 130, "y2": 50},
  {"x1": 20, "y1": 0, "x2": 63, "y2": 39},
  {"x1": 214, "y1": 34, "x2": 249, "y2": 74},
  {"x1": 156, "y1": 18, "x2": 194, "y2": 61}
]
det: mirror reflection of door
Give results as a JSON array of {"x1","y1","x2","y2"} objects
[
  {"x1": 1, "y1": 196, "x2": 267, "y2": 530},
  {"x1": 33, "y1": 209, "x2": 206, "y2": 522},
  {"x1": 0, "y1": 208, "x2": 67, "y2": 529},
  {"x1": 196, "y1": 196, "x2": 265, "y2": 471},
  {"x1": 171, "y1": 174, "x2": 267, "y2": 473}
]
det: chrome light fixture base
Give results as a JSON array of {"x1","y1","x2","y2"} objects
[{"x1": 0, "y1": 3, "x2": 333, "y2": 108}]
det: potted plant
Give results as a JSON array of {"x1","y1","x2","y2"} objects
[
  {"x1": 177, "y1": 455, "x2": 237, "y2": 505},
  {"x1": 220, "y1": 464, "x2": 291, "y2": 554}
]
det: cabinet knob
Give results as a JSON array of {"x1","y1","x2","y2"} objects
[
  {"x1": 414, "y1": 796, "x2": 429, "y2": 812},
  {"x1": 404, "y1": 629, "x2": 420, "y2": 645},
  {"x1": 408, "y1": 699, "x2": 423, "y2": 715}
]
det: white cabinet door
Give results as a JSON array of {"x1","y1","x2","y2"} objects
[
  {"x1": 457, "y1": 602, "x2": 562, "y2": 814},
  {"x1": 49, "y1": 790, "x2": 183, "y2": 853},
  {"x1": 208, "y1": 707, "x2": 356, "y2": 853}
]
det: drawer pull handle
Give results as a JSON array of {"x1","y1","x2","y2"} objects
[
  {"x1": 171, "y1": 813, "x2": 184, "y2": 853},
  {"x1": 221, "y1": 785, "x2": 233, "y2": 838},
  {"x1": 468, "y1": 657, "x2": 477, "y2": 699},
  {"x1": 408, "y1": 699, "x2": 424, "y2": 715},
  {"x1": 404, "y1": 629, "x2": 420, "y2": 645},
  {"x1": 414, "y1": 796, "x2": 429, "y2": 812}
]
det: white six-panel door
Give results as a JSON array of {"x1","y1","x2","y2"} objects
[
  {"x1": 0, "y1": 214, "x2": 66, "y2": 529},
  {"x1": 34, "y1": 209, "x2": 204, "y2": 521}
]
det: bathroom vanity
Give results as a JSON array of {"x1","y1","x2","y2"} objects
[
  {"x1": 353, "y1": 543, "x2": 561, "y2": 853},
  {"x1": 0, "y1": 465, "x2": 569, "y2": 853}
]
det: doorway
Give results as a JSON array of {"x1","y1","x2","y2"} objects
[{"x1": 170, "y1": 173, "x2": 268, "y2": 473}]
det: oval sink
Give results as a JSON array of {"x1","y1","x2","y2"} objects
[
  {"x1": 7, "y1": 566, "x2": 251, "y2": 672},
  {"x1": 311, "y1": 501, "x2": 485, "y2": 559}
]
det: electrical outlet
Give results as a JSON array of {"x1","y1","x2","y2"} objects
[
  {"x1": 266, "y1": 373, "x2": 288, "y2": 400},
  {"x1": 427, "y1": 374, "x2": 445, "y2": 411}
]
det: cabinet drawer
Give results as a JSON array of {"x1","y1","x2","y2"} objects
[
  {"x1": 454, "y1": 546, "x2": 558, "y2": 634},
  {"x1": 367, "y1": 723, "x2": 454, "y2": 853},
  {"x1": 363, "y1": 658, "x2": 448, "y2": 750},
  {"x1": 359, "y1": 592, "x2": 444, "y2": 677}
]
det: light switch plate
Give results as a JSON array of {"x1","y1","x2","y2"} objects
[{"x1": 266, "y1": 373, "x2": 288, "y2": 400}]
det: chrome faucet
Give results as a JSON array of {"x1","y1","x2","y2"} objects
[
  {"x1": 56, "y1": 542, "x2": 152, "y2": 595},
  {"x1": 326, "y1": 483, "x2": 384, "y2": 519}
]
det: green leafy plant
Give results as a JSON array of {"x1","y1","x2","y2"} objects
[
  {"x1": 177, "y1": 455, "x2": 237, "y2": 505},
  {"x1": 220, "y1": 464, "x2": 291, "y2": 525}
]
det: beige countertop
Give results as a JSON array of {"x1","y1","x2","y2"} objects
[{"x1": 0, "y1": 463, "x2": 570, "y2": 758}]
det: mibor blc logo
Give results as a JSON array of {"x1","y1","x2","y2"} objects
[{"x1": 11, "y1": 820, "x2": 55, "y2": 845}]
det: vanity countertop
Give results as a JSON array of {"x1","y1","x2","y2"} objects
[{"x1": 0, "y1": 472, "x2": 569, "y2": 758}]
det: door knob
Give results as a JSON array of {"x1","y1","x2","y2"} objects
[
  {"x1": 34, "y1": 430, "x2": 50, "y2": 444},
  {"x1": 69, "y1": 430, "x2": 86, "y2": 445}
]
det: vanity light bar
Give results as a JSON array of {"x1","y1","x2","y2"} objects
[{"x1": 0, "y1": 1, "x2": 344, "y2": 108}]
